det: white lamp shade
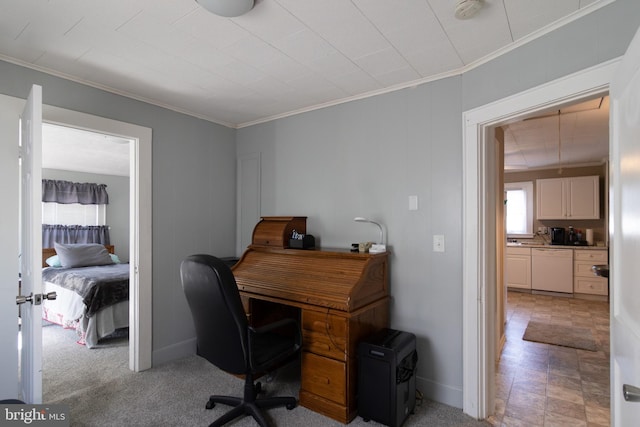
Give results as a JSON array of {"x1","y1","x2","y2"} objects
[{"x1": 196, "y1": 0, "x2": 255, "y2": 17}]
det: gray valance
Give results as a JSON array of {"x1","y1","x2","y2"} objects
[
  {"x1": 42, "y1": 225, "x2": 110, "y2": 248},
  {"x1": 42, "y1": 179, "x2": 109, "y2": 205}
]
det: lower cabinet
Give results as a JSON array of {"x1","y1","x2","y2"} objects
[
  {"x1": 574, "y1": 249, "x2": 609, "y2": 297},
  {"x1": 506, "y1": 247, "x2": 531, "y2": 290},
  {"x1": 506, "y1": 246, "x2": 609, "y2": 298}
]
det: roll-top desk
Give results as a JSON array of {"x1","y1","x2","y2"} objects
[{"x1": 232, "y1": 217, "x2": 390, "y2": 423}]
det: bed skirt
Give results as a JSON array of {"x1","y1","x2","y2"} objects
[{"x1": 42, "y1": 282, "x2": 129, "y2": 348}]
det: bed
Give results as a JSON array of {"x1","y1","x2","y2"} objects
[{"x1": 41, "y1": 243, "x2": 129, "y2": 348}]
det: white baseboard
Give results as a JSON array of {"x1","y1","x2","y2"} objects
[
  {"x1": 152, "y1": 337, "x2": 197, "y2": 366},
  {"x1": 415, "y1": 376, "x2": 463, "y2": 409}
]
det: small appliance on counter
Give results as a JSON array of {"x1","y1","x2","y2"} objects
[
  {"x1": 567, "y1": 226, "x2": 589, "y2": 246},
  {"x1": 550, "y1": 227, "x2": 565, "y2": 245}
]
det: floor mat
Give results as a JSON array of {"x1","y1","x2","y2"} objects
[{"x1": 522, "y1": 320, "x2": 597, "y2": 351}]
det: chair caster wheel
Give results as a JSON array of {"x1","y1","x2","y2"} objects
[
  {"x1": 205, "y1": 400, "x2": 215, "y2": 410},
  {"x1": 286, "y1": 402, "x2": 296, "y2": 410}
]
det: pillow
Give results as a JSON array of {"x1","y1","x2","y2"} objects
[
  {"x1": 45, "y1": 255, "x2": 62, "y2": 268},
  {"x1": 53, "y1": 243, "x2": 114, "y2": 268},
  {"x1": 46, "y1": 253, "x2": 120, "y2": 267}
]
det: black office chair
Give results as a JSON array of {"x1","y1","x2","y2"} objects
[{"x1": 180, "y1": 254, "x2": 301, "y2": 427}]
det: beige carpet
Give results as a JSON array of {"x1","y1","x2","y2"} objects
[
  {"x1": 43, "y1": 324, "x2": 492, "y2": 427},
  {"x1": 522, "y1": 320, "x2": 597, "y2": 351}
]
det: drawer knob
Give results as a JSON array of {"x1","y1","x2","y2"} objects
[
  {"x1": 313, "y1": 321, "x2": 330, "y2": 329},
  {"x1": 310, "y1": 342, "x2": 331, "y2": 351},
  {"x1": 313, "y1": 375, "x2": 330, "y2": 385}
]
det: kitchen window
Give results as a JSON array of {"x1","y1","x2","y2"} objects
[{"x1": 505, "y1": 181, "x2": 534, "y2": 238}]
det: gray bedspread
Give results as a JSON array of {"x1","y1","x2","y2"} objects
[{"x1": 42, "y1": 263, "x2": 129, "y2": 317}]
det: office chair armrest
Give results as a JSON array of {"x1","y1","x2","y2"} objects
[{"x1": 249, "y1": 317, "x2": 302, "y2": 347}]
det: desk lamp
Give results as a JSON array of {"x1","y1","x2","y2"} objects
[{"x1": 354, "y1": 217, "x2": 386, "y2": 253}]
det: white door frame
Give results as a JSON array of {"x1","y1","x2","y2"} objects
[
  {"x1": 42, "y1": 105, "x2": 152, "y2": 372},
  {"x1": 462, "y1": 58, "x2": 619, "y2": 419}
]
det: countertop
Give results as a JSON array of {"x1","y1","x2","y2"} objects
[{"x1": 506, "y1": 242, "x2": 607, "y2": 250}]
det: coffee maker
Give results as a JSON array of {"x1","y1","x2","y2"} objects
[{"x1": 550, "y1": 227, "x2": 565, "y2": 245}]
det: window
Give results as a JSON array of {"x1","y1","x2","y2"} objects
[
  {"x1": 42, "y1": 202, "x2": 106, "y2": 226},
  {"x1": 505, "y1": 181, "x2": 534, "y2": 238},
  {"x1": 41, "y1": 179, "x2": 111, "y2": 247}
]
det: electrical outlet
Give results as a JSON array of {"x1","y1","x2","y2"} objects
[{"x1": 433, "y1": 235, "x2": 445, "y2": 252}]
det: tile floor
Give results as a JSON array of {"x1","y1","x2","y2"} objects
[{"x1": 489, "y1": 291, "x2": 610, "y2": 427}]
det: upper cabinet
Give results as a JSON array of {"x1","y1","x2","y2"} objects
[{"x1": 536, "y1": 176, "x2": 600, "y2": 220}]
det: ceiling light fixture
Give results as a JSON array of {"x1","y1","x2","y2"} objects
[
  {"x1": 196, "y1": 0, "x2": 254, "y2": 17},
  {"x1": 454, "y1": 0, "x2": 483, "y2": 20}
]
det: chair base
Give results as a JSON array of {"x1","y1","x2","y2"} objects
[{"x1": 205, "y1": 381, "x2": 297, "y2": 427}]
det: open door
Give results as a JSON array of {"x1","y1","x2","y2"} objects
[
  {"x1": 18, "y1": 84, "x2": 44, "y2": 403},
  {"x1": 610, "y1": 27, "x2": 640, "y2": 426}
]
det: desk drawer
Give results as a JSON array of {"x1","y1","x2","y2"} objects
[
  {"x1": 301, "y1": 352, "x2": 346, "y2": 405},
  {"x1": 303, "y1": 311, "x2": 347, "y2": 336},
  {"x1": 302, "y1": 311, "x2": 347, "y2": 360}
]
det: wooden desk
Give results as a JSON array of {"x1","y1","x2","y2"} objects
[{"x1": 232, "y1": 245, "x2": 389, "y2": 423}]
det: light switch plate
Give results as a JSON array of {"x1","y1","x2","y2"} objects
[
  {"x1": 409, "y1": 195, "x2": 418, "y2": 211},
  {"x1": 433, "y1": 234, "x2": 445, "y2": 252}
]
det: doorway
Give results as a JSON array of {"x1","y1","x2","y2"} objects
[
  {"x1": 42, "y1": 104, "x2": 152, "y2": 373},
  {"x1": 461, "y1": 59, "x2": 619, "y2": 419},
  {"x1": 495, "y1": 93, "x2": 610, "y2": 423},
  {"x1": 41, "y1": 122, "x2": 132, "y2": 398}
]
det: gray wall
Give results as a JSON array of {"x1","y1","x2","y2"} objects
[
  {"x1": 42, "y1": 169, "x2": 130, "y2": 262},
  {"x1": 0, "y1": 61, "x2": 237, "y2": 364},
  {"x1": 237, "y1": 0, "x2": 640, "y2": 407},
  {"x1": 237, "y1": 78, "x2": 464, "y2": 405}
]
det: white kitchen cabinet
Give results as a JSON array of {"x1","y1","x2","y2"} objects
[
  {"x1": 536, "y1": 175, "x2": 600, "y2": 220},
  {"x1": 506, "y1": 247, "x2": 531, "y2": 289},
  {"x1": 574, "y1": 249, "x2": 608, "y2": 297}
]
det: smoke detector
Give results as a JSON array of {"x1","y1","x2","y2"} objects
[{"x1": 455, "y1": 0, "x2": 483, "y2": 20}]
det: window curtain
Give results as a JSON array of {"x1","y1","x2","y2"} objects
[
  {"x1": 42, "y1": 179, "x2": 109, "y2": 205},
  {"x1": 42, "y1": 225, "x2": 111, "y2": 248},
  {"x1": 42, "y1": 179, "x2": 110, "y2": 247}
]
